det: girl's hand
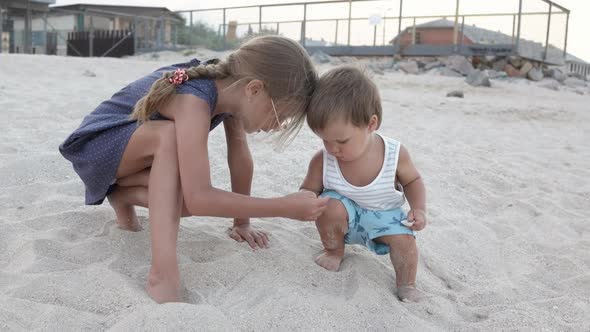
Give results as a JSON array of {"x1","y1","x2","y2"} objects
[
  {"x1": 280, "y1": 191, "x2": 330, "y2": 221},
  {"x1": 229, "y1": 224, "x2": 269, "y2": 249},
  {"x1": 407, "y1": 209, "x2": 427, "y2": 231}
]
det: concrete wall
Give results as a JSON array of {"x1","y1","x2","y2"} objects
[{"x1": 83, "y1": 15, "x2": 112, "y2": 30}]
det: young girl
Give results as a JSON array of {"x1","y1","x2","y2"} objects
[
  {"x1": 300, "y1": 66, "x2": 427, "y2": 302},
  {"x1": 59, "y1": 36, "x2": 329, "y2": 303}
]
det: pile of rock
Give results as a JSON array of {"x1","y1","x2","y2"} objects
[{"x1": 308, "y1": 50, "x2": 588, "y2": 93}]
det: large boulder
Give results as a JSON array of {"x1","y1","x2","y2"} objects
[
  {"x1": 527, "y1": 67, "x2": 544, "y2": 81},
  {"x1": 508, "y1": 55, "x2": 523, "y2": 68},
  {"x1": 444, "y1": 55, "x2": 474, "y2": 76},
  {"x1": 504, "y1": 64, "x2": 525, "y2": 78},
  {"x1": 492, "y1": 58, "x2": 508, "y2": 72},
  {"x1": 466, "y1": 70, "x2": 491, "y2": 87},
  {"x1": 519, "y1": 61, "x2": 533, "y2": 75},
  {"x1": 312, "y1": 50, "x2": 333, "y2": 64},
  {"x1": 397, "y1": 60, "x2": 420, "y2": 74},
  {"x1": 547, "y1": 67, "x2": 567, "y2": 82},
  {"x1": 424, "y1": 60, "x2": 443, "y2": 71}
]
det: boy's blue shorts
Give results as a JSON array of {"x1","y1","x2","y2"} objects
[{"x1": 320, "y1": 190, "x2": 415, "y2": 255}]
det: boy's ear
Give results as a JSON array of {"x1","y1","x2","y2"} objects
[
  {"x1": 368, "y1": 115, "x2": 379, "y2": 131},
  {"x1": 245, "y1": 79, "x2": 264, "y2": 97}
]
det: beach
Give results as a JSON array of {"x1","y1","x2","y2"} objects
[{"x1": 0, "y1": 51, "x2": 588, "y2": 331}]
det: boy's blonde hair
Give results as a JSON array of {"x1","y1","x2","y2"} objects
[
  {"x1": 131, "y1": 35, "x2": 318, "y2": 142},
  {"x1": 307, "y1": 66, "x2": 382, "y2": 132}
]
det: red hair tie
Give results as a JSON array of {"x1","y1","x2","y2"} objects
[{"x1": 168, "y1": 69, "x2": 189, "y2": 85}]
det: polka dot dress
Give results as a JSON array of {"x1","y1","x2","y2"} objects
[{"x1": 59, "y1": 59, "x2": 228, "y2": 205}]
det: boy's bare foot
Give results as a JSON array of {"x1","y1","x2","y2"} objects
[
  {"x1": 146, "y1": 269, "x2": 180, "y2": 303},
  {"x1": 108, "y1": 191, "x2": 142, "y2": 231},
  {"x1": 315, "y1": 251, "x2": 344, "y2": 271},
  {"x1": 397, "y1": 285, "x2": 423, "y2": 302}
]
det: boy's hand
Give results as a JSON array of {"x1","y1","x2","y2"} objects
[
  {"x1": 229, "y1": 224, "x2": 269, "y2": 249},
  {"x1": 407, "y1": 209, "x2": 427, "y2": 231}
]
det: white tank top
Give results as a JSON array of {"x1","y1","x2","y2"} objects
[{"x1": 322, "y1": 134, "x2": 405, "y2": 211}]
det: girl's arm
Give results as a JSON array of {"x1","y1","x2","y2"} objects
[
  {"x1": 300, "y1": 150, "x2": 324, "y2": 196},
  {"x1": 166, "y1": 94, "x2": 328, "y2": 221},
  {"x1": 223, "y1": 116, "x2": 269, "y2": 248},
  {"x1": 396, "y1": 144, "x2": 427, "y2": 231},
  {"x1": 223, "y1": 116, "x2": 253, "y2": 226}
]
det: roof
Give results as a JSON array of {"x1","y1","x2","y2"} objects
[
  {"x1": 50, "y1": 4, "x2": 183, "y2": 21},
  {"x1": 412, "y1": 18, "x2": 513, "y2": 44}
]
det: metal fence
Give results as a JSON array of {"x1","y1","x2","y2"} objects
[
  {"x1": 1, "y1": 0, "x2": 580, "y2": 68},
  {"x1": 176, "y1": 0, "x2": 572, "y2": 64}
]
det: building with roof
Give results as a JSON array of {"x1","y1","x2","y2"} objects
[
  {"x1": 1, "y1": 0, "x2": 55, "y2": 53},
  {"x1": 391, "y1": 18, "x2": 587, "y2": 71},
  {"x1": 8, "y1": 3, "x2": 183, "y2": 55}
]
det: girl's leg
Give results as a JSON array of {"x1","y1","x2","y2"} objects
[
  {"x1": 110, "y1": 121, "x2": 183, "y2": 303},
  {"x1": 374, "y1": 234, "x2": 421, "y2": 302},
  {"x1": 108, "y1": 170, "x2": 149, "y2": 230},
  {"x1": 314, "y1": 199, "x2": 349, "y2": 271},
  {"x1": 109, "y1": 168, "x2": 190, "y2": 219}
]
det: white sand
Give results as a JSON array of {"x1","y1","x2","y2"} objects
[{"x1": 0, "y1": 52, "x2": 588, "y2": 331}]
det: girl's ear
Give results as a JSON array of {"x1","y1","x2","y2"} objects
[
  {"x1": 368, "y1": 114, "x2": 379, "y2": 132},
  {"x1": 245, "y1": 79, "x2": 265, "y2": 98}
]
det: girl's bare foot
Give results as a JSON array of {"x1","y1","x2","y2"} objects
[
  {"x1": 146, "y1": 268, "x2": 180, "y2": 303},
  {"x1": 315, "y1": 250, "x2": 344, "y2": 271},
  {"x1": 107, "y1": 190, "x2": 142, "y2": 231},
  {"x1": 397, "y1": 285, "x2": 423, "y2": 302}
]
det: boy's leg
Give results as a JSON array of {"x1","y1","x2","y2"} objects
[
  {"x1": 315, "y1": 199, "x2": 349, "y2": 271},
  {"x1": 374, "y1": 234, "x2": 421, "y2": 302},
  {"x1": 112, "y1": 120, "x2": 183, "y2": 303}
]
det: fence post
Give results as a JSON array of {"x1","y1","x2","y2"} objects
[
  {"x1": 396, "y1": 0, "x2": 403, "y2": 55},
  {"x1": 222, "y1": 8, "x2": 226, "y2": 48},
  {"x1": 0, "y1": 4, "x2": 3, "y2": 53},
  {"x1": 511, "y1": 14, "x2": 516, "y2": 46},
  {"x1": 335, "y1": 19, "x2": 339, "y2": 45},
  {"x1": 543, "y1": 2, "x2": 552, "y2": 61},
  {"x1": 189, "y1": 11, "x2": 193, "y2": 48},
  {"x1": 563, "y1": 11, "x2": 569, "y2": 58},
  {"x1": 347, "y1": 0, "x2": 352, "y2": 46},
  {"x1": 515, "y1": 0, "x2": 523, "y2": 55},
  {"x1": 259, "y1": 6, "x2": 262, "y2": 33},
  {"x1": 459, "y1": 16, "x2": 465, "y2": 54},
  {"x1": 174, "y1": 21, "x2": 177, "y2": 49},
  {"x1": 89, "y1": 15, "x2": 94, "y2": 57},
  {"x1": 301, "y1": 3, "x2": 307, "y2": 46},
  {"x1": 382, "y1": 16, "x2": 386, "y2": 45},
  {"x1": 411, "y1": 17, "x2": 416, "y2": 44},
  {"x1": 133, "y1": 17, "x2": 137, "y2": 54},
  {"x1": 25, "y1": 0, "x2": 32, "y2": 54},
  {"x1": 43, "y1": 13, "x2": 48, "y2": 54}
]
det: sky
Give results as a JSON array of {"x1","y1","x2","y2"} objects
[{"x1": 54, "y1": 0, "x2": 589, "y2": 62}]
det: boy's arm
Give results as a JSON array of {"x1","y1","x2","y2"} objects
[
  {"x1": 300, "y1": 150, "x2": 324, "y2": 196},
  {"x1": 396, "y1": 144, "x2": 427, "y2": 231}
]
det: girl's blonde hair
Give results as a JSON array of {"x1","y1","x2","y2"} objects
[{"x1": 131, "y1": 35, "x2": 318, "y2": 142}]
